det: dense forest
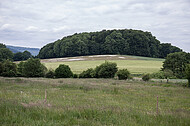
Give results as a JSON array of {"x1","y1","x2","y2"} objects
[{"x1": 38, "y1": 29, "x2": 182, "y2": 59}]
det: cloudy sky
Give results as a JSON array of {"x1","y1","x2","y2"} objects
[{"x1": 0, "y1": 0, "x2": 190, "y2": 52}]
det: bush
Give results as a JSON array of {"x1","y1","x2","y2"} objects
[
  {"x1": 73, "y1": 74, "x2": 78, "y2": 78},
  {"x1": 150, "y1": 71, "x2": 165, "y2": 79},
  {"x1": 22, "y1": 58, "x2": 47, "y2": 77},
  {"x1": 55, "y1": 64, "x2": 73, "y2": 78},
  {"x1": 117, "y1": 69, "x2": 130, "y2": 80},
  {"x1": 79, "y1": 68, "x2": 94, "y2": 78},
  {"x1": 17, "y1": 61, "x2": 25, "y2": 76},
  {"x1": 142, "y1": 74, "x2": 150, "y2": 81},
  {"x1": 0, "y1": 60, "x2": 17, "y2": 77},
  {"x1": 163, "y1": 69, "x2": 175, "y2": 83},
  {"x1": 94, "y1": 61, "x2": 118, "y2": 78},
  {"x1": 163, "y1": 69, "x2": 174, "y2": 78},
  {"x1": 45, "y1": 69, "x2": 55, "y2": 78},
  {"x1": 150, "y1": 70, "x2": 176, "y2": 80}
]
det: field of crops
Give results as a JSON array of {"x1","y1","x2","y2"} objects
[
  {"x1": 42, "y1": 55, "x2": 164, "y2": 75},
  {"x1": 0, "y1": 77, "x2": 189, "y2": 125}
]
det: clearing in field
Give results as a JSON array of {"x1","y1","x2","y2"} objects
[
  {"x1": 42, "y1": 55, "x2": 164, "y2": 75},
  {"x1": 0, "y1": 77, "x2": 189, "y2": 125}
]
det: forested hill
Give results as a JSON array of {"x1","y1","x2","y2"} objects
[
  {"x1": 38, "y1": 29, "x2": 182, "y2": 59},
  {"x1": 7, "y1": 45, "x2": 40, "y2": 56}
]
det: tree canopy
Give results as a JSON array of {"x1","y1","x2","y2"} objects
[
  {"x1": 13, "y1": 51, "x2": 32, "y2": 61},
  {"x1": 21, "y1": 58, "x2": 47, "y2": 77},
  {"x1": 55, "y1": 64, "x2": 73, "y2": 78},
  {"x1": 0, "y1": 60, "x2": 17, "y2": 77},
  {"x1": 162, "y1": 52, "x2": 190, "y2": 78},
  {"x1": 0, "y1": 43, "x2": 14, "y2": 61},
  {"x1": 38, "y1": 29, "x2": 182, "y2": 59}
]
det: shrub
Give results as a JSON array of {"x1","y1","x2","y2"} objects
[
  {"x1": 163, "y1": 69, "x2": 175, "y2": 83},
  {"x1": 79, "y1": 68, "x2": 94, "y2": 78},
  {"x1": 45, "y1": 69, "x2": 55, "y2": 78},
  {"x1": 0, "y1": 60, "x2": 17, "y2": 77},
  {"x1": 150, "y1": 71, "x2": 165, "y2": 79},
  {"x1": 163, "y1": 69, "x2": 174, "y2": 78},
  {"x1": 142, "y1": 74, "x2": 150, "y2": 81},
  {"x1": 55, "y1": 64, "x2": 73, "y2": 78},
  {"x1": 117, "y1": 69, "x2": 130, "y2": 80},
  {"x1": 94, "y1": 61, "x2": 118, "y2": 78},
  {"x1": 17, "y1": 61, "x2": 25, "y2": 76},
  {"x1": 22, "y1": 58, "x2": 47, "y2": 77},
  {"x1": 73, "y1": 74, "x2": 78, "y2": 78}
]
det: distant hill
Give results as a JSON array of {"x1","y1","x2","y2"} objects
[
  {"x1": 6, "y1": 45, "x2": 40, "y2": 56},
  {"x1": 39, "y1": 29, "x2": 182, "y2": 59}
]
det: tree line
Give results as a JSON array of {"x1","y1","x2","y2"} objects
[
  {"x1": 0, "y1": 43, "x2": 33, "y2": 61},
  {"x1": 38, "y1": 29, "x2": 182, "y2": 59},
  {"x1": 0, "y1": 58, "x2": 131, "y2": 80},
  {"x1": 0, "y1": 54, "x2": 189, "y2": 86}
]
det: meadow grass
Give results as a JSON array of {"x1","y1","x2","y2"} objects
[
  {"x1": 0, "y1": 77, "x2": 189, "y2": 125},
  {"x1": 44, "y1": 60, "x2": 163, "y2": 75},
  {"x1": 42, "y1": 55, "x2": 164, "y2": 75}
]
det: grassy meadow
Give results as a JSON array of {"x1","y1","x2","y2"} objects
[
  {"x1": 42, "y1": 55, "x2": 164, "y2": 75},
  {"x1": 0, "y1": 77, "x2": 190, "y2": 125}
]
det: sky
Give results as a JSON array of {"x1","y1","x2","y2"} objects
[{"x1": 0, "y1": 0, "x2": 190, "y2": 52}]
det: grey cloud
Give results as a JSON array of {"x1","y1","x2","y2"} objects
[{"x1": 0, "y1": 0, "x2": 189, "y2": 52}]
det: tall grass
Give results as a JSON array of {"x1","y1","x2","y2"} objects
[{"x1": 0, "y1": 77, "x2": 189, "y2": 125}]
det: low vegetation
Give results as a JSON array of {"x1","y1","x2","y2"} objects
[
  {"x1": 117, "y1": 69, "x2": 131, "y2": 80},
  {"x1": 93, "y1": 61, "x2": 118, "y2": 78},
  {"x1": 79, "y1": 68, "x2": 94, "y2": 78},
  {"x1": 0, "y1": 77, "x2": 189, "y2": 125},
  {"x1": 55, "y1": 64, "x2": 73, "y2": 78},
  {"x1": 142, "y1": 74, "x2": 151, "y2": 81}
]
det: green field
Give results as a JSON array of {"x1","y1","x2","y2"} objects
[
  {"x1": 0, "y1": 77, "x2": 189, "y2": 125},
  {"x1": 42, "y1": 55, "x2": 164, "y2": 75}
]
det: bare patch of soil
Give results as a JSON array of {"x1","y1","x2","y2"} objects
[{"x1": 41, "y1": 55, "x2": 138, "y2": 63}]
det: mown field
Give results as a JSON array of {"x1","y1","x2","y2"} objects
[
  {"x1": 0, "y1": 77, "x2": 189, "y2": 125},
  {"x1": 42, "y1": 55, "x2": 164, "y2": 75}
]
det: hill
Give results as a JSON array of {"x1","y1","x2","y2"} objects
[
  {"x1": 38, "y1": 29, "x2": 182, "y2": 59},
  {"x1": 6, "y1": 45, "x2": 40, "y2": 56}
]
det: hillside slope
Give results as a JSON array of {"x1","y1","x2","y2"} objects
[
  {"x1": 7, "y1": 45, "x2": 40, "y2": 56},
  {"x1": 42, "y1": 55, "x2": 164, "y2": 75},
  {"x1": 39, "y1": 29, "x2": 182, "y2": 59}
]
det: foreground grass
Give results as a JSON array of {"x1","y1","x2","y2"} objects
[
  {"x1": 0, "y1": 77, "x2": 189, "y2": 125},
  {"x1": 43, "y1": 55, "x2": 164, "y2": 75}
]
